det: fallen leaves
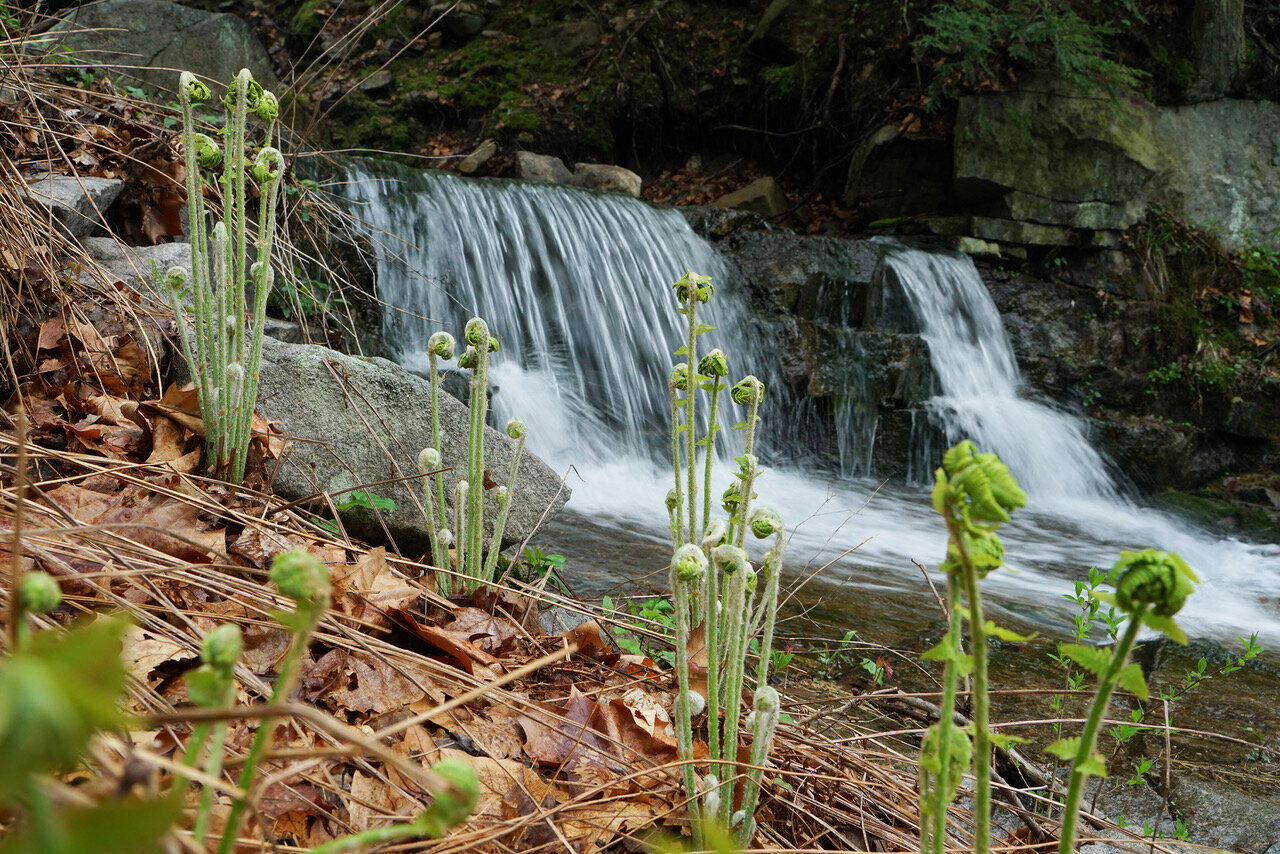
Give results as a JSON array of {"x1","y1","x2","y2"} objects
[{"x1": 43, "y1": 481, "x2": 225, "y2": 563}]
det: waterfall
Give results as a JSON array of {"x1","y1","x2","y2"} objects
[
  {"x1": 881, "y1": 244, "x2": 1119, "y2": 502},
  {"x1": 340, "y1": 159, "x2": 741, "y2": 464},
  {"x1": 337, "y1": 160, "x2": 1280, "y2": 643}
]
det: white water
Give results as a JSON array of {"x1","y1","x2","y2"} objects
[{"x1": 340, "y1": 162, "x2": 1280, "y2": 645}]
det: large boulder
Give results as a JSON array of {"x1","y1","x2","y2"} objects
[
  {"x1": 1153, "y1": 99, "x2": 1280, "y2": 250},
  {"x1": 572, "y1": 163, "x2": 642, "y2": 197},
  {"x1": 82, "y1": 236, "x2": 191, "y2": 295},
  {"x1": 254, "y1": 337, "x2": 570, "y2": 557},
  {"x1": 23, "y1": 174, "x2": 123, "y2": 238},
  {"x1": 953, "y1": 74, "x2": 1158, "y2": 213},
  {"x1": 513, "y1": 151, "x2": 573, "y2": 185},
  {"x1": 56, "y1": 0, "x2": 276, "y2": 96}
]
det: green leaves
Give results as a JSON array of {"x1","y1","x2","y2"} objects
[
  {"x1": 1059, "y1": 643, "x2": 1112, "y2": 678},
  {"x1": 0, "y1": 617, "x2": 129, "y2": 802},
  {"x1": 1110, "y1": 549, "x2": 1198, "y2": 618},
  {"x1": 0, "y1": 792, "x2": 181, "y2": 854},
  {"x1": 1116, "y1": 663, "x2": 1150, "y2": 701},
  {"x1": 936, "y1": 440, "x2": 1027, "y2": 527},
  {"x1": 1046, "y1": 737, "x2": 1108, "y2": 778}
]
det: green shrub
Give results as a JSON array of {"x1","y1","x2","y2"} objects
[{"x1": 915, "y1": 0, "x2": 1144, "y2": 106}]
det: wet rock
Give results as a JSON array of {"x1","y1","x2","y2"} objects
[
  {"x1": 55, "y1": 0, "x2": 276, "y2": 96},
  {"x1": 714, "y1": 176, "x2": 788, "y2": 218},
  {"x1": 255, "y1": 338, "x2": 570, "y2": 556},
  {"x1": 24, "y1": 175, "x2": 123, "y2": 238},
  {"x1": 678, "y1": 205, "x2": 764, "y2": 240},
  {"x1": 514, "y1": 151, "x2": 573, "y2": 185},
  {"x1": 571, "y1": 163, "x2": 641, "y2": 197}
]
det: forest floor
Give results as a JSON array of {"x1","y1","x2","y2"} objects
[{"x1": 2, "y1": 17, "x2": 1278, "y2": 854}]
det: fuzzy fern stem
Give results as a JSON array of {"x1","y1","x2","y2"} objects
[{"x1": 1058, "y1": 611, "x2": 1145, "y2": 853}]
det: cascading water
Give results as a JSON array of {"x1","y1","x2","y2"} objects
[
  {"x1": 880, "y1": 244, "x2": 1118, "y2": 503},
  {"x1": 340, "y1": 159, "x2": 742, "y2": 464},
  {"x1": 339, "y1": 160, "x2": 1280, "y2": 644}
]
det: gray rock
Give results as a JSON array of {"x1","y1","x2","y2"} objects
[
  {"x1": 55, "y1": 0, "x2": 276, "y2": 97},
  {"x1": 1153, "y1": 99, "x2": 1280, "y2": 250},
  {"x1": 1168, "y1": 773, "x2": 1280, "y2": 852},
  {"x1": 954, "y1": 74, "x2": 1158, "y2": 205},
  {"x1": 514, "y1": 151, "x2": 573, "y2": 185},
  {"x1": 458, "y1": 139, "x2": 497, "y2": 175},
  {"x1": 956, "y1": 236, "x2": 1003, "y2": 259},
  {"x1": 571, "y1": 163, "x2": 642, "y2": 197},
  {"x1": 992, "y1": 190, "x2": 1146, "y2": 231},
  {"x1": 541, "y1": 20, "x2": 600, "y2": 55},
  {"x1": 970, "y1": 216, "x2": 1078, "y2": 247},
  {"x1": 357, "y1": 69, "x2": 393, "y2": 96},
  {"x1": 82, "y1": 236, "x2": 192, "y2": 296},
  {"x1": 254, "y1": 337, "x2": 570, "y2": 557},
  {"x1": 437, "y1": 2, "x2": 485, "y2": 41},
  {"x1": 714, "y1": 176, "x2": 788, "y2": 218},
  {"x1": 23, "y1": 175, "x2": 123, "y2": 238}
]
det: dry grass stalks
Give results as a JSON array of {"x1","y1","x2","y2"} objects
[
  {"x1": 0, "y1": 12, "x2": 1037, "y2": 852},
  {"x1": 0, "y1": 424, "x2": 959, "y2": 852}
]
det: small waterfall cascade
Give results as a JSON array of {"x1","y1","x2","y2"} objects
[
  {"x1": 881, "y1": 244, "x2": 1120, "y2": 502},
  {"x1": 337, "y1": 161, "x2": 1280, "y2": 642},
  {"x1": 340, "y1": 159, "x2": 742, "y2": 464}
]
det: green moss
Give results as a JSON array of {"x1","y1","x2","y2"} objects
[{"x1": 290, "y1": 0, "x2": 329, "y2": 41}]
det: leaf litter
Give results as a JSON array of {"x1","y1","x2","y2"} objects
[
  {"x1": 0, "y1": 317, "x2": 944, "y2": 851},
  {"x1": 0, "y1": 58, "x2": 950, "y2": 853}
]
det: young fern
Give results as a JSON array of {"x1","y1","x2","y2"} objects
[
  {"x1": 415, "y1": 319, "x2": 524, "y2": 594},
  {"x1": 921, "y1": 441, "x2": 1030, "y2": 854},
  {"x1": 664, "y1": 271, "x2": 785, "y2": 847},
  {"x1": 1051, "y1": 549, "x2": 1198, "y2": 854},
  {"x1": 165, "y1": 69, "x2": 283, "y2": 484}
]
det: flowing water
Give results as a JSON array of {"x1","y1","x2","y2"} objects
[{"x1": 340, "y1": 161, "x2": 1280, "y2": 647}]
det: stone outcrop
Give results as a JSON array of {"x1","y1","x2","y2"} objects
[
  {"x1": 23, "y1": 174, "x2": 124, "y2": 238},
  {"x1": 954, "y1": 75, "x2": 1159, "y2": 207},
  {"x1": 572, "y1": 163, "x2": 642, "y2": 197},
  {"x1": 846, "y1": 74, "x2": 1280, "y2": 255},
  {"x1": 513, "y1": 151, "x2": 573, "y2": 185},
  {"x1": 1153, "y1": 99, "x2": 1280, "y2": 249},
  {"x1": 254, "y1": 337, "x2": 570, "y2": 557},
  {"x1": 55, "y1": 0, "x2": 276, "y2": 96}
]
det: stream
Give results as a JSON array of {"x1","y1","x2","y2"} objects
[{"x1": 338, "y1": 160, "x2": 1280, "y2": 653}]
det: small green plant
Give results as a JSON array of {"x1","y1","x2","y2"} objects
[
  {"x1": 663, "y1": 271, "x2": 787, "y2": 847},
  {"x1": 1049, "y1": 548, "x2": 1199, "y2": 854},
  {"x1": 212, "y1": 550, "x2": 478, "y2": 853},
  {"x1": 603, "y1": 594, "x2": 678, "y2": 667},
  {"x1": 919, "y1": 440, "x2": 1030, "y2": 854},
  {"x1": 415, "y1": 320, "x2": 525, "y2": 595},
  {"x1": 164, "y1": 68, "x2": 284, "y2": 484}
]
